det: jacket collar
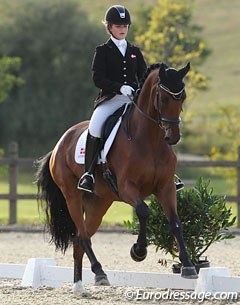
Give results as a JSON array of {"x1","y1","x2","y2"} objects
[{"x1": 106, "y1": 38, "x2": 133, "y2": 49}]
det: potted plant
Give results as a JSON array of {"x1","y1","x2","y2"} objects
[{"x1": 124, "y1": 177, "x2": 236, "y2": 273}]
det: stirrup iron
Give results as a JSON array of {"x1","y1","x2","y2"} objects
[
  {"x1": 77, "y1": 172, "x2": 95, "y2": 192},
  {"x1": 174, "y1": 174, "x2": 185, "y2": 192}
]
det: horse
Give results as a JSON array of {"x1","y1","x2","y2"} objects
[{"x1": 36, "y1": 62, "x2": 198, "y2": 296}]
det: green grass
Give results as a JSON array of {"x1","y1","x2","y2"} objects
[
  {"x1": 0, "y1": 196, "x2": 237, "y2": 227},
  {"x1": 0, "y1": 177, "x2": 237, "y2": 226},
  {"x1": 0, "y1": 181, "x2": 133, "y2": 225},
  {"x1": 101, "y1": 202, "x2": 133, "y2": 226},
  {"x1": 0, "y1": 200, "x2": 41, "y2": 225},
  {"x1": 0, "y1": 198, "x2": 133, "y2": 226}
]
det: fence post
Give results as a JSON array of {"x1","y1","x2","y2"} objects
[
  {"x1": 238, "y1": 146, "x2": 240, "y2": 228},
  {"x1": 9, "y1": 142, "x2": 18, "y2": 224}
]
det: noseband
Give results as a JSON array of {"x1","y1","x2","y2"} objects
[{"x1": 131, "y1": 78, "x2": 184, "y2": 127}]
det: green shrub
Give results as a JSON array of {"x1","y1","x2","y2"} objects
[{"x1": 125, "y1": 177, "x2": 236, "y2": 264}]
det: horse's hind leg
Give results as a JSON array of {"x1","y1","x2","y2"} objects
[
  {"x1": 72, "y1": 233, "x2": 110, "y2": 288},
  {"x1": 55, "y1": 184, "x2": 87, "y2": 295},
  {"x1": 59, "y1": 183, "x2": 109, "y2": 295},
  {"x1": 72, "y1": 242, "x2": 89, "y2": 296},
  {"x1": 72, "y1": 234, "x2": 109, "y2": 296},
  {"x1": 83, "y1": 195, "x2": 113, "y2": 286}
]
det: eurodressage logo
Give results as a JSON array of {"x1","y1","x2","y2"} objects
[{"x1": 124, "y1": 288, "x2": 239, "y2": 303}]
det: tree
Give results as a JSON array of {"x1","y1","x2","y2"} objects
[
  {"x1": 0, "y1": 56, "x2": 23, "y2": 103},
  {"x1": 0, "y1": 56, "x2": 24, "y2": 157},
  {"x1": 211, "y1": 106, "x2": 240, "y2": 189},
  {"x1": 134, "y1": 0, "x2": 209, "y2": 95},
  {"x1": 0, "y1": 0, "x2": 105, "y2": 156}
]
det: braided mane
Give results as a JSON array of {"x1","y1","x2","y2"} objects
[{"x1": 139, "y1": 63, "x2": 160, "y2": 90}]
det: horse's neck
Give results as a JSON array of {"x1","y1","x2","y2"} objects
[
  {"x1": 131, "y1": 83, "x2": 164, "y2": 144},
  {"x1": 137, "y1": 70, "x2": 159, "y2": 118}
]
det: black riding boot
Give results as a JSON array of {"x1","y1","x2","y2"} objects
[
  {"x1": 77, "y1": 133, "x2": 101, "y2": 193},
  {"x1": 175, "y1": 174, "x2": 185, "y2": 192}
]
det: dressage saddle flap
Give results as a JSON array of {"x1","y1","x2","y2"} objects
[{"x1": 101, "y1": 104, "x2": 130, "y2": 143}]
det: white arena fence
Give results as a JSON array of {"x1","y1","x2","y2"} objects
[{"x1": 0, "y1": 258, "x2": 240, "y2": 296}]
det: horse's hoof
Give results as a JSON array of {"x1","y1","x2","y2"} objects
[
  {"x1": 130, "y1": 243, "x2": 147, "y2": 262},
  {"x1": 181, "y1": 266, "x2": 198, "y2": 279},
  {"x1": 95, "y1": 274, "x2": 110, "y2": 286},
  {"x1": 72, "y1": 280, "x2": 91, "y2": 297}
]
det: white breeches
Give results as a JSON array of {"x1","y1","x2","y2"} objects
[{"x1": 88, "y1": 95, "x2": 131, "y2": 138}]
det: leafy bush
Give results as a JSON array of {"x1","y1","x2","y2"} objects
[{"x1": 125, "y1": 177, "x2": 236, "y2": 264}]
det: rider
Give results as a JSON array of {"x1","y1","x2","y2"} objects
[{"x1": 77, "y1": 5, "x2": 147, "y2": 193}]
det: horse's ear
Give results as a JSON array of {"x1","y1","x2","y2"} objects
[
  {"x1": 159, "y1": 63, "x2": 167, "y2": 81},
  {"x1": 178, "y1": 62, "x2": 190, "y2": 79}
]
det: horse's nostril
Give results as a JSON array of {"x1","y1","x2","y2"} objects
[{"x1": 165, "y1": 135, "x2": 180, "y2": 145}]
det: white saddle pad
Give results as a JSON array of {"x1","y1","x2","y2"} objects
[{"x1": 75, "y1": 104, "x2": 129, "y2": 164}]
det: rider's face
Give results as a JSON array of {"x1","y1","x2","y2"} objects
[{"x1": 109, "y1": 24, "x2": 129, "y2": 40}]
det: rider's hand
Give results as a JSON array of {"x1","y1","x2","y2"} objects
[{"x1": 120, "y1": 85, "x2": 135, "y2": 97}]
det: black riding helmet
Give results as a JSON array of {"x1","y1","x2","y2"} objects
[{"x1": 104, "y1": 5, "x2": 131, "y2": 25}]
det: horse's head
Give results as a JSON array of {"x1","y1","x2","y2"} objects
[{"x1": 156, "y1": 62, "x2": 190, "y2": 145}]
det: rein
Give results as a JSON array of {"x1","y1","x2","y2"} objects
[
  {"x1": 131, "y1": 97, "x2": 162, "y2": 126},
  {"x1": 129, "y1": 79, "x2": 183, "y2": 127}
]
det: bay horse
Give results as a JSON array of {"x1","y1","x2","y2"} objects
[{"x1": 36, "y1": 62, "x2": 198, "y2": 295}]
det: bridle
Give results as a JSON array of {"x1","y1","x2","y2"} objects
[
  {"x1": 130, "y1": 77, "x2": 185, "y2": 127},
  {"x1": 159, "y1": 83, "x2": 185, "y2": 101}
]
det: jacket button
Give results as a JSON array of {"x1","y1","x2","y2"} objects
[
  {"x1": 123, "y1": 61, "x2": 126, "y2": 63},
  {"x1": 124, "y1": 81, "x2": 127, "y2": 84},
  {"x1": 123, "y1": 74, "x2": 127, "y2": 77}
]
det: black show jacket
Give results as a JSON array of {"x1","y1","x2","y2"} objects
[{"x1": 92, "y1": 39, "x2": 147, "y2": 107}]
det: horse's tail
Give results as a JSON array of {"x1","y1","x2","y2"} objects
[{"x1": 35, "y1": 152, "x2": 76, "y2": 253}]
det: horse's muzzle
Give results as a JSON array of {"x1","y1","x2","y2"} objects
[
  {"x1": 165, "y1": 135, "x2": 181, "y2": 145},
  {"x1": 164, "y1": 126, "x2": 181, "y2": 145}
]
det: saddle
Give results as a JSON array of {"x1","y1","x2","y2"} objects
[
  {"x1": 100, "y1": 103, "x2": 132, "y2": 194},
  {"x1": 101, "y1": 89, "x2": 141, "y2": 144},
  {"x1": 75, "y1": 100, "x2": 136, "y2": 194},
  {"x1": 101, "y1": 103, "x2": 132, "y2": 143}
]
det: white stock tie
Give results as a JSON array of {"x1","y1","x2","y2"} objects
[
  {"x1": 118, "y1": 40, "x2": 127, "y2": 56},
  {"x1": 111, "y1": 36, "x2": 127, "y2": 56}
]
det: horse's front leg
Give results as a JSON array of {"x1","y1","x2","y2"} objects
[
  {"x1": 130, "y1": 198, "x2": 150, "y2": 262},
  {"x1": 168, "y1": 213, "x2": 198, "y2": 278},
  {"x1": 157, "y1": 185, "x2": 198, "y2": 279},
  {"x1": 120, "y1": 182, "x2": 149, "y2": 261}
]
